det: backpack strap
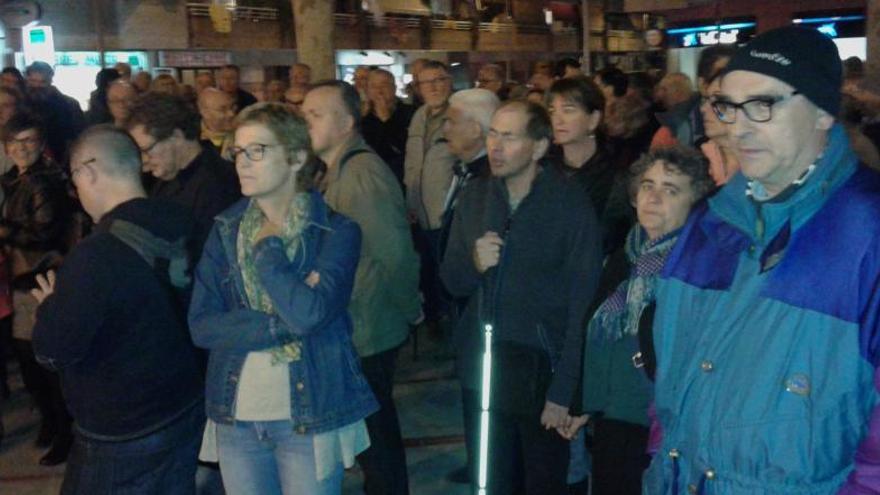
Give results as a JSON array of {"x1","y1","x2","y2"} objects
[{"x1": 103, "y1": 220, "x2": 191, "y2": 289}]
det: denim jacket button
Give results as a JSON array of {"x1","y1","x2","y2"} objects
[
  {"x1": 700, "y1": 360, "x2": 714, "y2": 372},
  {"x1": 296, "y1": 425, "x2": 306, "y2": 434},
  {"x1": 296, "y1": 382, "x2": 305, "y2": 391}
]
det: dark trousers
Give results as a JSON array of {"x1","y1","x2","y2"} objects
[
  {"x1": 591, "y1": 418, "x2": 650, "y2": 495},
  {"x1": 415, "y1": 227, "x2": 449, "y2": 321},
  {"x1": 357, "y1": 346, "x2": 409, "y2": 495},
  {"x1": 13, "y1": 338, "x2": 72, "y2": 444},
  {"x1": 461, "y1": 386, "x2": 480, "y2": 483},
  {"x1": 488, "y1": 409, "x2": 570, "y2": 495},
  {"x1": 61, "y1": 403, "x2": 204, "y2": 495},
  {"x1": 0, "y1": 316, "x2": 11, "y2": 393}
]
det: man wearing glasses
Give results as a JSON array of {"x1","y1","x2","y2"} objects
[
  {"x1": 645, "y1": 26, "x2": 880, "y2": 494},
  {"x1": 125, "y1": 92, "x2": 240, "y2": 254},
  {"x1": 404, "y1": 60, "x2": 457, "y2": 340}
]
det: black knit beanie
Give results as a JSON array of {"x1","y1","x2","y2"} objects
[{"x1": 725, "y1": 26, "x2": 842, "y2": 116}]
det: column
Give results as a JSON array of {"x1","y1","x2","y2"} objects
[{"x1": 290, "y1": 0, "x2": 335, "y2": 81}]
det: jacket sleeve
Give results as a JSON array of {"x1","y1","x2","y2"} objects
[
  {"x1": 546, "y1": 188, "x2": 604, "y2": 407},
  {"x1": 31, "y1": 243, "x2": 108, "y2": 370},
  {"x1": 839, "y1": 252, "x2": 880, "y2": 494},
  {"x1": 188, "y1": 224, "x2": 298, "y2": 351},
  {"x1": 439, "y1": 194, "x2": 482, "y2": 298},
  {"x1": 252, "y1": 220, "x2": 361, "y2": 336},
  {"x1": 334, "y1": 157, "x2": 420, "y2": 319},
  {"x1": 403, "y1": 109, "x2": 422, "y2": 214},
  {"x1": 2, "y1": 182, "x2": 67, "y2": 251}
]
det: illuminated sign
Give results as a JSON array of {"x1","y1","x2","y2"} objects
[
  {"x1": 667, "y1": 21, "x2": 755, "y2": 48},
  {"x1": 22, "y1": 25, "x2": 55, "y2": 66},
  {"x1": 792, "y1": 15, "x2": 864, "y2": 39}
]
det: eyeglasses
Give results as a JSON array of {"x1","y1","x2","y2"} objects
[
  {"x1": 7, "y1": 135, "x2": 40, "y2": 147},
  {"x1": 138, "y1": 138, "x2": 162, "y2": 157},
  {"x1": 711, "y1": 91, "x2": 801, "y2": 124},
  {"x1": 418, "y1": 76, "x2": 451, "y2": 88},
  {"x1": 230, "y1": 143, "x2": 282, "y2": 162},
  {"x1": 71, "y1": 158, "x2": 96, "y2": 180}
]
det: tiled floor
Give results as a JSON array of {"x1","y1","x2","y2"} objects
[{"x1": 0, "y1": 329, "x2": 473, "y2": 495}]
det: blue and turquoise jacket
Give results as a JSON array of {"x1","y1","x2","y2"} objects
[
  {"x1": 188, "y1": 191, "x2": 379, "y2": 432},
  {"x1": 644, "y1": 124, "x2": 880, "y2": 494}
]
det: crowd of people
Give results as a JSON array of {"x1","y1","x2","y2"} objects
[{"x1": 0, "y1": 24, "x2": 878, "y2": 495}]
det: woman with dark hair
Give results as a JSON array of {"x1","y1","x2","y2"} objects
[
  {"x1": 85, "y1": 68, "x2": 121, "y2": 126},
  {"x1": 562, "y1": 146, "x2": 714, "y2": 495},
  {"x1": 0, "y1": 111, "x2": 74, "y2": 465},
  {"x1": 0, "y1": 67, "x2": 27, "y2": 98},
  {"x1": 548, "y1": 76, "x2": 632, "y2": 254},
  {"x1": 189, "y1": 103, "x2": 377, "y2": 494}
]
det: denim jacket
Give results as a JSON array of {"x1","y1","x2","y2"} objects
[{"x1": 188, "y1": 191, "x2": 379, "y2": 433}]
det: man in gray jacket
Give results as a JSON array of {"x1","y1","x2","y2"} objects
[{"x1": 404, "y1": 60, "x2": 457, "y2": 328}]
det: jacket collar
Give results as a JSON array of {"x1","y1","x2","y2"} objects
[
  {"x1": 214, "y1": 189, "x2": 331, "y2": 231},
  {"x1": 707, "y1": 123, "x2": 858, "y2": 243}
]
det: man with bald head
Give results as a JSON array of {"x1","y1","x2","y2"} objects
[
  {"x1": 197, "y1": 87, "x2": 236, "y2": 159},
  {"x1": 362, "y1": 68, "x2": 415, "y2": 187},
  {"x1": 106, "y1": 80, "x2": 137, "y2": 127},
  {"x1": 303, "y1": 81, "x2": 420, "y2": 495},
  {"x1": 283, "y1": 84, "x2": 308, "y2": 115},
  {"x1": 31, "y1": 125, "x2": 205, "y2": 495}
]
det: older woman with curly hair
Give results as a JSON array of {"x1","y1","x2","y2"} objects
[{"x1": 562, "y1": 145, "x2": 715, "y2": 495}]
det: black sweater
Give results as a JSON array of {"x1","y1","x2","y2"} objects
[
  {"x1": 440, "y1": 164, "x2": 603, "y2": 408},
  {"x1": 32, "y1": 198, "x2": 203, "y2": 440}
]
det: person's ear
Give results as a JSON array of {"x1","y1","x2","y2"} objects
[
  {"x1": 288, "y1": 149, "x2": 308, "y2": 174},
  {"x1": 588, "y1": 110, "x2": 602, "y2": 134},
  {"x1": 532, "y1": 137, "x2": 550, "y2": 162},
  {"x1": 815, "y1": 109, "x2": 834, "y2": 131}
]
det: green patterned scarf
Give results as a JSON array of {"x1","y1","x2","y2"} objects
[{"x1": 237, "y1": 192, "x2": 311, "y2": 364}]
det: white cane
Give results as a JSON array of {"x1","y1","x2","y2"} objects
[{"x1": 477, "y1": 322, "x2": 493, "y2": 495}]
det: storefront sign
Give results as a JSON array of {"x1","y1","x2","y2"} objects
[
  {"x1": 158, "y1": 51, "x2": 231, "y2": 68},
  {"x1": 792, "y1": 14, "x2": 865, "y2": 39},
  {"x1": 666, "y1": 21, "x2": 755, "y2": 48}
]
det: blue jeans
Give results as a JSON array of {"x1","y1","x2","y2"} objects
[
  {"x1": 216, "y1": 420, "x2": 343, "y2": 495},
  {"x1": 61, "y1": 402, "x2": 203, "y2": 495}
]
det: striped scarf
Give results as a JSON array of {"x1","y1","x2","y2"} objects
[{"x1": 588, "y1": 226, "x2": 680, "y2": 342}]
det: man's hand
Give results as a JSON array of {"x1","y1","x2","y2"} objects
[
  {"x1": 473, "y1": 231, "x2": 504, "y2": 273},
  {"x1": 31, "y1": 270, "x2": 56, "y2": 304},
  {"x1": 540, "y1": 400, "x2": 571, "y2": 431},
  {"x1": 556, "y1": 414, "x2": 589, "y2": 440},
  {"x1": 305, "y1": 271, "x2": 320, "y2": 288},
  {"x1": 255, "y1": 220, "x2": 283, "y2": 243}
]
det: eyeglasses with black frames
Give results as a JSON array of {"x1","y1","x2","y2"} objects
[{"x1": 710, "y1": 91, "x2": 801, "y2": 124}]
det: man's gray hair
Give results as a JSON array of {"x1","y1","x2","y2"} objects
[{"x1": 449, "y1": 88, "x2": 501, "y2": 135}]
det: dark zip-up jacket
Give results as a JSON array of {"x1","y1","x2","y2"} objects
[
  {"x1": 32, "y1": 198, "x2": 203, "y2": 440},
  {"x1": 440, "y1": 164, "x2": 603, "y2": 407}
]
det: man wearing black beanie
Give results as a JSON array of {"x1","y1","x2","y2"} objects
[{"x1": 644, "y1": 26, "x2": 880, "y2": 494}]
